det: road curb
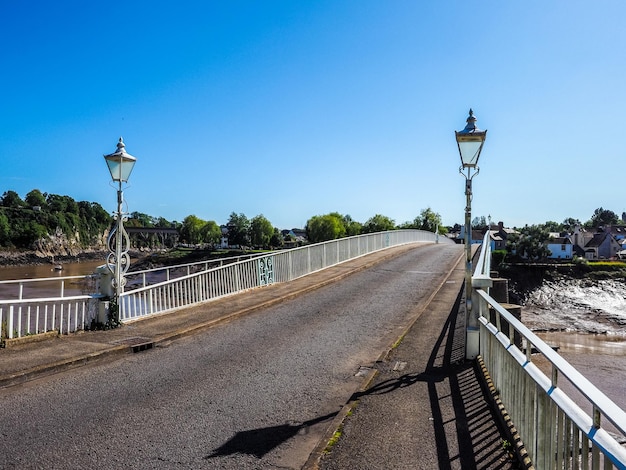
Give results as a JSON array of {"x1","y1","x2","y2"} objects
[
  {"x1": 303, "y1": 367, "x2": 380, "y2": 470},
  {"x1": 0, "y1": 344, "x2": 130, "y2": 389}
]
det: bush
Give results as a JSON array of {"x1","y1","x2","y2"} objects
[{"x1": 492, "y1": 250, "x2": 507, "y2": 267}]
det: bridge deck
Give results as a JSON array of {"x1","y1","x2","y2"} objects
[{"x1": 0, "y1": 245, "x2": 515, "y2": 469}]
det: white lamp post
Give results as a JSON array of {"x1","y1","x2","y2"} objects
[
  {"x1": 104, "y1": 137, "x2": 136, "y2": 313},
  {"x1": 456, "y1": 109, "x2": 487, "y2": 360}
]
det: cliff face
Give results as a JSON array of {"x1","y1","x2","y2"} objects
[
  {"x1": 32, "y1": 227, "x2": 83, "y2": 258},
  {"x1": 0, "y1": 228, "x2": 109, "y2": 265}
]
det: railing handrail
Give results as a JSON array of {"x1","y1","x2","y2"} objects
[
  {"x1": 127, "y1": 251, "x2": 266, "y2": 277},
  {"x1": 475, "y1": 229, "x2": 626, "y2": 433},
  {"x1": 0, "y1": 274, "x2": 95, "y2": 285},
  {"x1": 474, "y1": 231, "x2": 491, "y2": 276},
  {"x1": 122, "y1": 260, "x2": 235, "y2": 296},
  {"x1": 121, "y1": 229, "x2": 446, "y2": 297},
  {"x1": 477, "y1": 288, "x2": 626, "y2": 435},
  {"x1": 0, "y1": 294, "x2": 100, "y2": 305}
]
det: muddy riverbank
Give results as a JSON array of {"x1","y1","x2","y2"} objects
[
  {"x1": 500, "y1": 265, "x2": 626, "y2": 421},
  {"x1": 499, "y1": 264, "x2": 626, "y2": 335},
  {"x1": 0, "y1": 249, "x2": 112, "y2": 267}
]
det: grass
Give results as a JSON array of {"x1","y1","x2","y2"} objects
[
  {"x1": 391, "y1": 333, "x2": 406, "y2": 350},
  {"x1": 323, "y1": 404, "x2": 355, "y2": 454},
  {"x1": 324, "y1": 427, "x2": 344, "y2": 453}
]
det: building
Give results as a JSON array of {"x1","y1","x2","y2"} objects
[
  {"x1": 546, "y1": 237, "x2": 573, "y2": 259},
  {"x1": 570, "y1": 225, "x2": 622, "y2": 260}
]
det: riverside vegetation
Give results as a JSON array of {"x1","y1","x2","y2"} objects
[{"x1": 0, "y1": 188, "x2": 447, "y2": 266}]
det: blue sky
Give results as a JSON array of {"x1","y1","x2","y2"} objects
[{"x1": 1, "y1": 1, "x2": 625, "y2": 230}]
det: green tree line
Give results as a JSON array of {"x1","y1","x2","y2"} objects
[
  {"x1": 1, "y1": 189, "x2": 447, "y2": 251},
  {"x1": 305, "y1": 208, "x2": 446, "y2": 244}
]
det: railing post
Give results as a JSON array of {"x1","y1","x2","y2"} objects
[
  {"x1": 469, "y1": 275, "x2": 492, "y2": 360},
  {"x1": 306, "y1": 246, "x2": 311, "y2": 272},
  {"x1": 8, "y1": 305, "x2": 14, "y2": 339}
]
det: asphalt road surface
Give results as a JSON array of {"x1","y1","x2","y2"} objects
[{"x1": 0, "y1": 243, "x2": 462, "y2": 469}]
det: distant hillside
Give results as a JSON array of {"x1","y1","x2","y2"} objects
[{"x1": 0, "y1": 189, "x2": 112, "y2": 254}]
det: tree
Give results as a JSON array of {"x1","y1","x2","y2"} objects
[
  {"x1": 586, "y1": 207, "x2": 619, "y2": 228},
  {"x1": 471, "y1": 216, "x2": 487, "y2": 230},
  {"x1": 270, "y1": 228, "x2": 284, "y2": 248},
  {"x1": 0, "y1": 212, "x2": 10, "y2": 245},
  {"x1": 180, "y1": 215, "x2": 206, "y2": 245},
  {"x1": 249, "y1": 214, "x2": 274, "y2": 248},
  {"x1": 227, "y1": 212, "x2": 250, "y2": 247},
  {"x1": 415, "y1": 207, "x2": 443, "y2": 233},
  {"x1": 362, "y1": 214, "x2": 395, "y2": 233},
  {"x1": 128, "y1": 212, "x2": 156, "y2": 227},
  {"x1": 507, "y1": 225, "x2": 552, "y2": 261},
  {"x1": 12, "y1": 220, "x2": 47, "y2": 247},
  {"x1": 25, "y1": 189, "x2": 47, "y2": 208},
  {"x1": 0, "y1": 189, "x2": 113, "y2": 249},
  {"x1": 200, "y1": 220, "x2": 221, "y2": 245},
  {"x1": 397, "y1": 220, "x2": 416, "y2": 229},
  {"x1": 156, "y1": 216, "x2": 175, "y2": 228},
  {"x1": 77, "y1": 201, "x2": 112, "y2": 245},
  {"x1": 562, "y1": 217, "x2": 581, "y2": 232},
  {"x1": 1, "y1": 190, "x2": 25, "y2": 208},
  {"x1": 541, "y1": 221, "x2": 562, "y2": 233},
  {"x1": 342, "y1": 214, "x2": 362, "y2": 237},
  {"x1": 46, "y1": 194, "x2": 79, "y2": 215},
  {"x1": 306, "y1": 213, "x2": 346, "y2": 243}
]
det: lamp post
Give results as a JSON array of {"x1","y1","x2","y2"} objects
[
  {"x1": 104, "y1": 137, "x2": 137, "y2": 315},
  {"x1": 456, "y1": 109, "x2": 487, "y2": 360}
]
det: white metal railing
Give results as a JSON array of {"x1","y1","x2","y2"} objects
[
  {"x1": 118, "y1": 230, "x2": 448, "y2": 321},
  {"x1": 0, "y1": 274, "x2": 96, "y2": 300},
  {"x1": 0, "y1": 296, "x2": 101, "y2": 339},
  {"x1": 125, "y1": 252, "x2": 266, "y2": 289},
  {"x1": 0, "y1": 273, "x2": 102, "y2": 340},
  {"x1": 0, "y1": 230, "x2": 448, "y2": 339},
  {"x1": 473, "y1": 232, "x2": 626, "y2": 469}
]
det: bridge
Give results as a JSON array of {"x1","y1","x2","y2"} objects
[
  {"x1": 125, "y1": 226, "x2": 179, "y2": 248},
  {"x1": 0, "y1": 230, "x2": 625, "y2": 468}
]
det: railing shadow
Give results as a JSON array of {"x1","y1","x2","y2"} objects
[{"x1": 351, "y1": 287, "x2": 517, "y2": 469}]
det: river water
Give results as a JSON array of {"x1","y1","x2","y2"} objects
[{"x1": 0, "y1": 260, "x2": 107, "y2": 299}]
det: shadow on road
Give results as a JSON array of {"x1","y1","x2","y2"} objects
[{"x1": 205, "y1": 411, "x2": 337, "y2": 460}]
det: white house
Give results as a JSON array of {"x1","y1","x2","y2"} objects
[{"x1": 546, "y1": 237, "x2": 573, "y2": 259}]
